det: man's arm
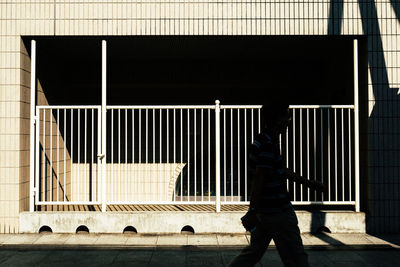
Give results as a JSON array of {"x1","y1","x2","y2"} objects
[
  {"x1": 284, "y1": 168, "x2": 327, "y2": 193},
  {"x1": 249, "y1": 168, "x2": 270, "y2": 209}
]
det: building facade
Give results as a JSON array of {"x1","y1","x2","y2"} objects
[{"x1": 0, "y1": 1, "x2": 399, "y2": 233}]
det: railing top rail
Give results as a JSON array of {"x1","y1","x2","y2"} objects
[
  {"x1": 220, "y1": 105, "x2": 263, "y2": 109},
  {"x1": 36, "y1": 105, "x2": 354, "y2": 110},
  {"x1": 289, "y1": 105, "x2": 355, "y2": 109},
  {"x1": 36, "y1": 105, "x2": 101, "y2": 109},
  {"x1": 106, "y1": 105, "x2": 216, "y2": 110}
]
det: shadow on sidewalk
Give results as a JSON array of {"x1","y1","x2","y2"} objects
[{"x1": 309, "y1": 210, "x2": 345, "y2": 246}]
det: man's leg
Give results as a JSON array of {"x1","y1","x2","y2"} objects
[
  {"x1": 228, "y1": 227, "x2": 272, "y2": 267},
  {"x1": 272, "y1": 207, "x2": 309, "y2": 267}
]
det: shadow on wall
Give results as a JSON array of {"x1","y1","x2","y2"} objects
[{"x1": 325, "y1": 0, "x2": 400, "y2": 235}]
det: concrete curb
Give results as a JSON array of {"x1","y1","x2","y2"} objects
[{"x1": 0, "y1": 243, "x2": 397, "y2": 251}]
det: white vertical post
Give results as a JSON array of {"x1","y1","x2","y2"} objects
[
  {"x1": 30, "y1": 40, "x2": 36, "y2": 212},
  {"x1": 215, "y1": 100, "x2": 221, "y2": 212},
  {"x1": 101, "y1": 40, "x2": 107, "y2": 212},
  {"x1": 353, "y1": 39, "x2": 360, "y2": 212}
]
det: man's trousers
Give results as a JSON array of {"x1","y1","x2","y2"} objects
[{"x1": 228, "y1": 206, "x2": 309, "y2": 267}]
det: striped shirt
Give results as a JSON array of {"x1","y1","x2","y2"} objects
[{"x1": 249, "y1": 128, "x2": 291, "y2": 213}]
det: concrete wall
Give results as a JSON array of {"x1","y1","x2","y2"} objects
[
  {"x1": 0, "y1": 1, "x2": 399, "y2": 233},
  {"x1": 19, "y1": 211, "x2": 366, "y2": 234}
]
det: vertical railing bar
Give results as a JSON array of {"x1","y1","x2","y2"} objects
[
  {"x1": 138, "y1": 109, "x2": 141, "y2": 200},
  {"x1": 50, "y1": 109, "x2": 53, "y2": 202},
  {"x1": 193, "y1": 109, "x2": 197, "y2": 202},
  {"x1": 146, "y1": 109, "x2": 148, "y2": 201},
  {"x1": 180, "y1": 109, "x2": 183, "y2": 201},
  {"x1": 70, "y1": 110, "x2": 73, "y2": 202},
  {"x1": 187, "y1": 109, "x2": 190, "y2": 201},
  {"x1": 97, "y1": 108, "x2": 101, "y2": 202},
  {"x1": 293, "y1": 109, "x2": 296, "y2": 201},
  {"x1": 258, "y1": 109, "x2": 261, "y2": 133},
  {"x1": 173, "y1": 109, "x2": 177, "y2": 202},
  {"x1": 153, "y1": 109, "x2": 155, "y2": 164},
  {"x1": 64, "y1": 109, "x2": 66, "y2": 202},
  {"x1": 313, "y1": 108, "x2": 317, "y2": 201},
  {"x1": 194, "y1": 109, "x2": 197, "y2": 201},
  {"x1": 321, "y1": 109, "x2": 324, "y2": 200},
  {"x1": 91, "y1": 109, "x2": 94, "y2": 202},
  {"x1": 244, "y1": 109, "x2": 247, "y2": 202},
  {"x1": 139, "y1": 109, "x2": 141, "y2": 166},
  {"x1": 328, "y1": 110, "x2": 331, "y2": 201},
  {"x1": 201, "y1": 109, "x2": 204, "y2": 202},
  {"x1": 300, "y1": 109, "x2": 303, "y2": 202},
  {"x1": 84, "y1": 109, "x2": 87, "y2": 202},
  {"x1": 167, "y1": 109, "x2": 169, "y2": 195},
  {"x1": 118, "y1": 109, "x2": 121, "y2": 202},
  {"x1": 35, "y1": 108, "x2": 40, "y2": 205},
  {"x1": 57, "y1": 109, "x2": 60, "y2": 202},
  {"x1": 208, "y1": 109, "x2": 210, "y2": 201},
  {"x1": 146, "y1": 110, "x2": 148, "y2": 165},
  {"x1": 77, "y1": 109, "x2": 80, "y2": 202},
  {"x1": 134, "y1": 109, "x2": 140, "y2": 203},
  {"x1": 334, "y1": 108, "x2": 337, "y2": 201},
  {"x1": 307, "y1": 108, "x2": 310, "y2": 201},
  {"x1": 125, "y1": 109, "x2": 128, "y2": 202},
  {"x1": 215, "y1": 101, "x2": 221, "y2": 212},
  {"x1": 152, "y1": 109, "x2": 156, "y2": 202},
  {"x1": 167, "y1": 109, "x2": 169, "y2": 163},
  {"x1": 223, "y1": 109, "x2": 226, "y2": 202},
  {"x1": 160, "y1": 109, "x2": 162, "y2": 202},
  {"x1": 111, "y1": 109, "x2": 114, "y2": 202},
  {"x1": 349, "y1": 109, "x2": 352, "y2": 201},
  {"x1": 342, "y1": 108, "x2": 345, "y2": 201},
  {"x1": 174, "y1": 109, "x2": 177, "y2": 202},
  {"x1": 230, "y1": 109, "x2": 233, "y2": 201},
  {"x1": 42, "y1": 109, "x2": 46, "y2": 202},
  {"x1": 237, "y1": 109, "x2": 240, "y2": 202}
]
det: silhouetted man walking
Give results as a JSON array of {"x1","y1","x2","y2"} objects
[{"x1": 229, "y1": 103, "x2": 326, "y2": 267}]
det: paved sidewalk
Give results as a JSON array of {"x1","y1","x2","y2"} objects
[{"x1": 0, "y1": 233, "x2": 399, "y2": 250}]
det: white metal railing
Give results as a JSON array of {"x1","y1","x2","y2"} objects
[
  {"x1": 104, "y1": 103, "x2": 262, "y2": 209},
  {"x1": 287, "y1": 105, "x2": 356, "y2": 205},
  {"x1": 33, "y1": 102, "x2": 358, "y2": 210},
  {"x1": 35, "y1": 106, "x2": 101, "y2": 205}
]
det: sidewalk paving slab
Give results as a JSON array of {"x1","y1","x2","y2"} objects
[
  {"x1": 187, "y1": 234, "x2": 219, "y2": 246},
  {"x1": 33, "y1": 233, "x2": 70, "y2": 245},
  {"x1": 94, "y1": 234, "x2": 129, "y2": 245},
  {"x1": 125, "y1": 235, "x2": 158, "y2": 246},
  {"x1": 0, "y1": 234, "x2": 12, "y2": 245},
  {"x1": 0, "y1": 233, "x2": 399, "y2": 250},
  {"x1": 63, "y1": 233, "x2": 100, "y2": 245},
  {"x1": 216, "y1": 234, "x2": 248, "y2": 246},
  {"x1": 1, "y1": 234, "x2": 40, "y2": 245},
  {"x1": 157, "y1": 235, "x2": 188, "y2": 246}
]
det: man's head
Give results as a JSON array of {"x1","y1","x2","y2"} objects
[{"x1": 260, "y1": 103, "x2": 291, "y2": 134}]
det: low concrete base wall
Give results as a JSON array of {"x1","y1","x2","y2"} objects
[{"x1": 20, "y1": 211, "x2": 365, "y2": 234}]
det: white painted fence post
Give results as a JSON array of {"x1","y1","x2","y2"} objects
[
  {"x1": 353, "y1": 39, "x2": 360, "y2": 212},
  {"x1": 215, "y1": 100, "x2": 221, "y2": 212},
  {"x1": 101, "y1": 40, "x2": 107, "y2": 212},
  {"x1": 30, "y1": 40, "x2": 36, "y2": 212}
]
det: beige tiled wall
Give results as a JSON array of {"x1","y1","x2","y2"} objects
[{"x1": 0, "y1": 1, "x2": 399, "y2": 233}]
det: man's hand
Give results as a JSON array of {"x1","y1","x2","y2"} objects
[
  {"x1": 307, "y1": 180, "x2": 328, "y2": 194},
  {"x1": 241, "y1": 210, "x2": 259, "y2": 233}
]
